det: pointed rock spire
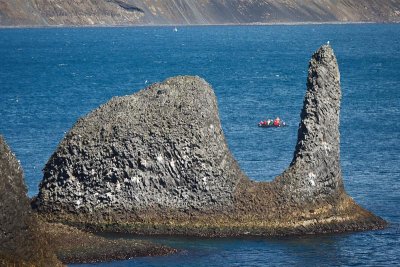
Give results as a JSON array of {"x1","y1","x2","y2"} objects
[{"x1": 278, "y1": 45, "x2": 344, "y2": 204}]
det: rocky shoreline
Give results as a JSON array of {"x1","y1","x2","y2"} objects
[
  {"x1": 1, "y1": 0, "x2": 399, "y2": 27},
  {"x1": 42, "y1": 221, "x2": 176, "y2": 264},
  {"x1": 0, "y1": 21, "x2": 394, "y2": 29}
]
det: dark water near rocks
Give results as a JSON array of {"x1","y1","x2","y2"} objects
[{"x1": 1, "y1": 24, "x2": 399, "y2": 266}]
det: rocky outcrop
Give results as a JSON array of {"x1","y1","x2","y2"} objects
[
  {"x1": 277, "y1": 45, "x2": 344, "y2": 205},
  {"x1": 36, "y1": 45, "x2": 386, "y2": 236},
  {"x1": 0, "y1": 135, "x2": 176, "y2": 264},
  {"x1": 1, "y1": 0, "x2": 400, "y2": 26},
  {"x1": 36, "y1": 76, "x2": 245, "y2": 217},
  {"x1": 42, "y1": 221, "x2": 176, "y2": 264},
  {"x1": 0, "y1": 135, "x2": 61, "y2": 266}
]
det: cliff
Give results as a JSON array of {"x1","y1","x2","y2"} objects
[
  {"x1": 35, "y1": 45, "x2": 386, "y2": 236},
  {"x1": 1, "y1": 0, "x2": 399, "y2": 27}
]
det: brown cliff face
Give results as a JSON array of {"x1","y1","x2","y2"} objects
[
  {"x1": 35, "y1": 45, "x2": 386, "y2": 237},
  {"x1": 1, "y1": 0, "x2": 399, "y2": 26},
  {"x1": 0, "y1": 0, "x2": 144, "y2": 26}
]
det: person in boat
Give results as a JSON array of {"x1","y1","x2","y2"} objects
[
  {"x1": 273, "y1": 117, "x2": 281, "y2": 127},
  {"x1": 267, "y1": 119, "x2": 272, "y2": 126}
]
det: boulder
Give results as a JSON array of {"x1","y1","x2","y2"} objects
[{"x1": 35, "y1": 45, "x2": 386, "y2": 236}]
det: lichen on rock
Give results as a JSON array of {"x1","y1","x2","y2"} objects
[{"x1": 35, "y1": 45, "x2": 386, "y2": 236}]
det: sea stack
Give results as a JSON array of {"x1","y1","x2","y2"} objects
[
  {"x1": 277, "y1": 45, "x2": 344, "y2": 204},
  {"x1": 36, "y1": 76, "x2": 244, "y2": 219},
  {"x1": 0, "y1": 136, "x2": 61, "y2": 266},
  {"x1": 35, "y1": 45, "x2": 386, "y2": 236}
]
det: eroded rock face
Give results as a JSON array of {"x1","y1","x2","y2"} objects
[
  {"x1": 277, "y1": 45, "x2": 344, "y2": 205},
  {"x1": 0, "y1": 135, "x2": 61, "y2": 266},
  {"x1": 36, "y1": 76, "x2": 245, "y2": 216},
  {"x1": 36, "y1": 45, "x2": 386, "y2": 236},
  {"x1": 1, "y1": 0, "x2": 400, "y2": 26}
]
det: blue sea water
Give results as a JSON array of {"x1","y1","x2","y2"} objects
[{"x1": 0, "y1": 24, "x2": 399, "y2": 266}]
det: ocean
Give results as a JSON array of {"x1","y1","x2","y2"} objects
[{"x1": 0, "y1": 24, "x2": 399, "y2": 266}]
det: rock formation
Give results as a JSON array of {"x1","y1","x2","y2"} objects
[
  {"x1": 36, "y1": 76, "x2": 244, "y2": 217},
  {"x1": 1, "y1": 0, "x2": 400, "y2": 27},
  {"x1": 0, "y1": 135, "x2": 175, "y2": 265},
  {"x1": 0, "y1": 135, "x2": 62, "y2": 266},
  {"x1": 36, "y1": 45, "x2": 386, "y2": 236},
  {"x1": 277, "y1": 44, "x2": 344, "y2": 205}
]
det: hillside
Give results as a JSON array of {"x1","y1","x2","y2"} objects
[{"x1": 1, "y1": 0, "x2": 399, "y2": 27}]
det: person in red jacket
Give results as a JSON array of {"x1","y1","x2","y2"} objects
[{"x1": 273, "y1": 117, "x2": 281, "y2": 127}]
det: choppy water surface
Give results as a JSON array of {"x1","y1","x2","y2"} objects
[{"x1": 0, "y1": 24, "x2": 399, "y2": 266}]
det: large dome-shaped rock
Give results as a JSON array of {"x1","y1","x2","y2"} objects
[
  {"x1": 36, "y1": 46, "x2": 386, "y2": 236},
  {"x1": 0, "y1": 135, "x2": 61, "y2": 266},
  {"x1": 36, "y1": 76, "x2": 245, "y2": 218}
]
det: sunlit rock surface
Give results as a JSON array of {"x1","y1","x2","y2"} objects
[
  {"x1": 1, "y1": 0, "x2": 399, "y2": 26},
  {"x1": 277, "y1": 45, "x2": 344, "y2": 204},
  {"x1": 36, "y1": 76, "x2": 244, "y2": 216},
  {"x1": 36, "y1": 45, "x2": 386, "y2": 236}
]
